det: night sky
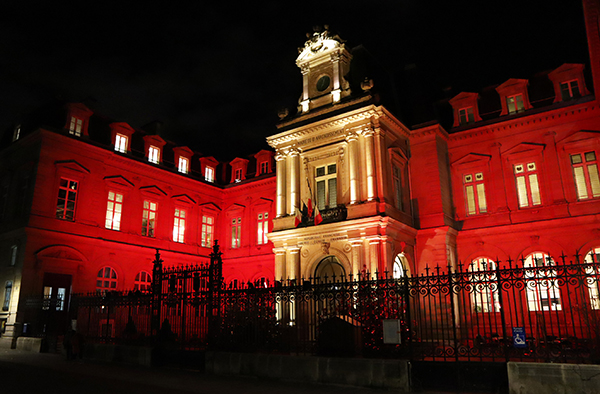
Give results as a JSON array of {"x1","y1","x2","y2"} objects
[{"x1": 0, "y1": 1, "x2": 589, "y2": 160}]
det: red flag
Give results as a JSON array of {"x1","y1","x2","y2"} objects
[
  {"x1": 307, "y1": 198, "x2": 313, "y2": 218},
  {"x1": 314, "y1": 205, "x2": 323, "y2": 225},
  {"x1": 294, "y1": 207, "x2": 302, "y2": 227}
]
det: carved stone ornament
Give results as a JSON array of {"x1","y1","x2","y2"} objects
[
  {"x1": 343, "y1": 242, "x2": 352, "y2": 253},
  {"x1": 297, "y1": 26, "x2": 344, "y2": 62},
  {"x1": 321, "y1": 242, "x2": 330, "y2": 255}
]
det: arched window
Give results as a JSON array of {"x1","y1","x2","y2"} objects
[
  {"x1": 2, "y1": 281, "x2": 12, "y2": 311},
  {"x1": 254, "y1": 277, "x2": 268, "y2": 288},
  {"x1": 468, "y1": 257, "x2": 500, "y2": 312},
  {"x1": 524, "y1": 252, "x2": 561, "y2": 311},
  {"x1": 584, "y1": 247, "x2": 600, "y2": 310},
  {"x1": 314, "y1": 256, "x2": 346, "y2": 281},
  {"x1": 393, "y1": 254, "x2": 408, "y2": 279},
  {"x1": 134, "y1": 271, "x2": 152, "y2": 292},
  {"x1": 96, "y1": 267, "x2": 118, "y2": 293}
]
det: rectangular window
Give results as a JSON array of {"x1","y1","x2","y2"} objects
[
  {"x1": 10, "y1": 245, "x2": 17, "y2": 266},
  {"x1": 506, "y1": 94, "x2": 524, "y2": 114},
  {"x1": 201, "y1": 215, "x2": 214, "y2": 247},
  {"x1": 234, "y1": 168, "x2": 242, "y2": 182},
  {"x1": 12, "y1": 125, "x2": 20, "y2": 142},
  {"x1": 392, "y1": 165, "x2": 403, "y2": 211},
  {"x1": 142, "y1": 200, "x2": 157, "y2": 237},
  {"x1": 148, "y1": 146, "x2": 160, "y2": 164},
  {"x1": 3, "y1": 282, "x2": 12, "y2": 311},
  {"x1": 56, "y1": 178, "x2": 78, "y2": 220},
  {"x1": 105, "y1": 191, "x2": 123, "y2": 230},
  {"x1": 560, "y1": 80, "x2": 581, "y2": 101},
  {"x1": 115, "y1": 133, "x2": 128, "y2": 153},
  {"x1": 316, "y1": 164, "x2": 337, "y2": 210},
  {"x1": 173, "y1": 208, "x2": 186, "y2": 243},
  {"x1": 69, "y1": 116, "x2": 83, "y2": 136},
  {"x1": 205, "y1": 166, "x2": 215, "y2": 183},
  {"x1": 231, "y1": 217, "x2": 241, "y2": 248},
  {"x1": 464, "y1": 172, "x2": 487, "y2": 215},
  {"x1": 571, "y1": 152, "x2": 600, "y2": 200},
  {"x1": 178, "y1": 157, "x2": 189, "y2": 174},
  {"x1": 257, "y1": 212, "x2": 269, "y2": 245},
  {"x1": 458, "y1": 107, "x2": 475, "y2": 125},
  {"x1": 514, "y1": 162, "x2": 541, "y2": 208},
  {"x1": 259, "y1": 161, "x2": 268, "y2": 175}
]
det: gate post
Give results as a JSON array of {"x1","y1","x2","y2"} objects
[
  {"x1": 151, "y1": 249, "x2": 163, "y2": 338},
  {"x1": 208, "y1": 241, "x2": 223, "y2": 348}
]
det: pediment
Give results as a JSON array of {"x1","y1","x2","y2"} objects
[
  {"x1": 55, "y1": 160, "x2": 90, "y2": 178},
  {"x1": 200, "y1": 202, "x2": 221, "y2": 212},
  {"x1": 451, "y1": 153, "x2": 491, "y2": 168},
  {"x1": 503, "y1": 142, "x2": 545, "y2": 157},
  {"x1": 557, "y1": 130, "x2": 600, "y2": 149},
  {"x1": 139, "y1": 185, "x2": 167, "y2": 199},
  {"x1": 35, "y1": 245, "x2": 86, "y2": 262},
  {"x1": 103, "y1": 175, "x2": 134, "y2": 191},
  {"x1": 172, "y1": 194, "x2": 196, "y2": 206}
]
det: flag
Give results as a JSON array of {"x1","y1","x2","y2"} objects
[
  {"x1": 314, "y1": 205, "x2": 323, "y2": 225},
  {"x1": 294, "y1": 207, "x2": 302, "y2": 227},
  {"x1": 307, "y1": 198, "x2": 313, "y2": 218},
  {"x1": 301, "y1": 200, "x2": 308, "y2": 218}
]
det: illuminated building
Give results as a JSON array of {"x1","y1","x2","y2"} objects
[{"x1": 2, "y1": 0, "x2": 600, "y2": 351}]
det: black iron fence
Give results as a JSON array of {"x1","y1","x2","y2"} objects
[{"x1": 70, "y1": 247, "x2": 600, "y2": 363}]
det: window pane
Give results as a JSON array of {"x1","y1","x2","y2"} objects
[
  {"x1": 328, "y1": 178, "x2": 337, "y2": 207},
  {"x1": 516, "y1": 176, "x2": 529, "y2": 207},
  {"x1": 573, "y1": 166, "x2": 588, "y2": 199},
  {"x1": 477, "y1": 183, "x2": 487, "y2": 213},
  {"x1": 317, "y1": 180, "x2": 326, "y2": 210},
  {"x1": 529, "y1": 174, "x2": 541, "y2": 205},
  {"x1": 465, "y1": 185, "x2": 476, "y2": 215},
  {"x1": 589, "y1": 164, "x2": 600, "y2": 197}
]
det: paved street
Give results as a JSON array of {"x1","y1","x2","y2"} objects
[{"x1": 0, "y1": 349, "x2": 463, "y2": 394}]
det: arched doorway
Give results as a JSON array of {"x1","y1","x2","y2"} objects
[
  {"x1": 393, "y1": 253, "x2": 409, "y2": 279},
  {"x1": 314, "y1": 256, "x2": 346, "y2": 281}
]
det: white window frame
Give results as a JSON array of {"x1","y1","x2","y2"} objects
[
  {"x1": 115, "y1": 133, "x2": 128, "y2": 153},
  {"x1": 570, "y1": 151, "x2": 600, "y2": 200},
  {"x1": 257, "y1": 212, "x2": 268, "y2": 245},
  {"x1": 56, "y1": 178, "x2": 78, "y2": 220},
  {"x1": 464, "y1": 172, "x2": 487, "y2": 215},
  {"x1": 259, "y1": 161, "x2": 268, "y2": 175},
  {"x1": 142, "y1": 200, "x2": 157, "y2": 237},
  {"x1": 69, "y1": 116, "x2": 83, "y2": 136},
  {"x1": 201, "y1": 215, "x2": 214, "y2": 247},
  {"x1": 469, "y1": 257, "x2": 500, "y2": 312},
  {"x1": 134, "y1": 271, "x2": 152, "y2": 292},
  {"x1": 231, "y1": 217, "x2": 241, "y2": 248},
  {"x1": 316, "y1": 163, "x2": 337, "y2": 210},
  {"x1": 105, "y1": 191, "x2": 123, "y2": 231},
  {"x1": 234, "y1": 168, "x2": 242, "y2": 182},
  {"x1": 205, "y1": 166, "x2": 215, "y2": 183},
  {"x1": 514, "y1": 162, "x2": 541, "y2": 208},
  {"x1": 148, "y1": 146, "x2": 160, "y2": 164},
  {"x1": 178, "y1": 157, "x2": 189, "y2": 174},
  {"x1": 10, "y1": 245, "x2": 17, "y2": 266},
  {"x1": 173, "y1": 208, "x2": 186, "y2": 243},
  {"x1": 584, "y1": 248, "x2": 600, "y2": 310},
  {"x1": 524, "y1": 252, "x2": 561, "y2": 311}
]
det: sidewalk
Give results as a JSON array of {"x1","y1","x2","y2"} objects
[{"x1": 0, "y1": 348, "x2": 462, "y2": 394}]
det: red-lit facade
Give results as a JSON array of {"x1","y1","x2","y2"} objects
[{"x1": 2, "y1": 0, "x2": 600, "y2": 349}]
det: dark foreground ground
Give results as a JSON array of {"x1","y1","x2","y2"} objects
[{"x1": 0, "y1": 349, "x2": 483, "y2": 394}]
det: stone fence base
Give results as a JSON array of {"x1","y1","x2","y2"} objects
[
  {"x1": 15, "y1": 337, "x2": 43, "y2": 352},
  {"x1": 508, "y1": 362, "x2": 600, "y2": 394},
  {"x1": 205, "y1": 351, "x2": 410, "y2": 392}
]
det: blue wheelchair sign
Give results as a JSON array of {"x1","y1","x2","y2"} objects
[{"x1": 512, "y1": 327, "x2": 527, "y2": 348}]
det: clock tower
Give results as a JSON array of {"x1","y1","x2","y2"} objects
[{"x1": 296, "y1": 26, "x2": 352, "y2": 113}]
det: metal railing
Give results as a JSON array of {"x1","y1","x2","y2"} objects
[{"x1": 71, "y1": 249, "x2": 600, "y2": 363}]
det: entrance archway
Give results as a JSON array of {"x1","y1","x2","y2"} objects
[{"x1": 314, "y1": 256, "x2": 346, "y2": 281}]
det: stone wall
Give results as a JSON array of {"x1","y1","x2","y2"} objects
[{"x1": 508, "y1": 362, "x2": 600, "y2": 394}]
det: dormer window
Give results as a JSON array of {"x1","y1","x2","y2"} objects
[
  {"x1": 148, "y1": 146, "x2": 160, "y2": 164},
  {"x1": 254, "y1": 149, "x2": 274, "y2": 176},
  {"x1": 449, "y1": 92, "x2": 481, "y2": 127},
  {"x1": 458, "y1": 107, "x2": 474, "y2": 125},
  {"x1": 496, "y1": 79, "x2": 532, "y2": 116},
  {"x1": 115, "y1": 134, "x2": 128, "y2": 153},
  {"x1": 506, "y1": 94, "x2": 524, "y2": 114},
  {"x1": 178, "y1": 157, "x2": 189, "y2": 174},
  {"x1": 260, "y1": 161, "x2": 268, "y2": 175},
  {"x1": 69, "y1": 116, "x2": 83, "y2": 136},
  {"x1": 12, "y1": 125, "x2": 21, "y2": 142},
  {"x1": 548, "y1": 64, "x2": 589, "y2": 103},
  {"x1": 234, "y1": 168, "x2": 242, "y2": 182},
  {"x1": 205, "y1": 166, "x2": 215, "y2": 182},
  {"x1": 560, "y1": 80, "x2": 581, "y2": 101}
]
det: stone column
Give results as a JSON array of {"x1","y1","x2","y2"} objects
[
  {"x1": 346, "y1": 133, "x2": 360, "y2": 204},
  {"x1": 368, "y1": 237, "x2": 381, "y2": 279},
  {"x1": 275, "y1": 153, "x2": 286, "y2": 217},
  {"x1": 350, "y1": 240, "x2": 363, "y2": 278},
  {"x1": 287, "y1": 246, "x2": 301, "y2": 280},
  {"x1": 274, "y1": 247, "x2": 287, "y2": 281},
  {"x1": 363, "y1": 128, "x2": 376, "y2": 201},
  {"x1": 300, "y1": 64, "x2": 310, "y2": 112},
  {"x1": 374, "y1": 127, "x2": 386, "y2": 204},
  {"x1": 288, "y1": 149, "x2": 300, "y2": 216}
]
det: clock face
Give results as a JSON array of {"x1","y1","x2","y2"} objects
[{"x1": 316, "y1": 75, "x2": 331, "y2": 92}]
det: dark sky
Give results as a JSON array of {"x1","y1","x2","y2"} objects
[{"x1": 0, "y1": 1, "x2": 589, "y2": 160}]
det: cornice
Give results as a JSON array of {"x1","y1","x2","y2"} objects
[{"x1": 448, "y1": 101, "x2": 600, "y2": 142}]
